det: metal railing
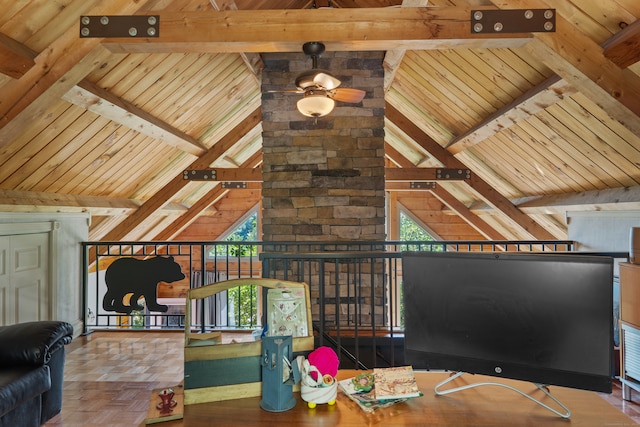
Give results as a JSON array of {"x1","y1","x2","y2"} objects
[{"x1": 82, "y1": 240, "x2": 578, "y2": 368}]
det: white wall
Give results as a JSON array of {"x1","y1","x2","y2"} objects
[
  {"x1": 567, "y1": 210, "x2": 640, "y2": 347},
  {"x1": 0, "y1": 212, "x2": 89, "y2": 335},
  {"x1": 567, "y1": 211, "x2": 640, "y2": 253}
]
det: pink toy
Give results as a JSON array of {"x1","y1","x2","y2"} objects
[
  {"x1": 295, "y1": 347, "x2": 340, "y2": 409},
  {"x1": 307, "y1": 346, "x2": 339, "y2": 381}
]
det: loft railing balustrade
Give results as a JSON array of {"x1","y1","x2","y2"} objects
[{"x1": 82, "y1": 240, "x2": 579, "y2": 367}]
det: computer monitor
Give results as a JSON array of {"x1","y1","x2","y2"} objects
[{"x1": 402, "y1": 251, "x2": 613, "y2": 393}]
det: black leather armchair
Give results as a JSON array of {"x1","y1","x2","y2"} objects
[{"x1": 0, "y1": 321, "x2": 73, "y2": 427}]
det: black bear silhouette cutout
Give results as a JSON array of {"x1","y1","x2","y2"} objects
[{"x1": 102, "y1": 256, "x2": 185, "y2": 314}]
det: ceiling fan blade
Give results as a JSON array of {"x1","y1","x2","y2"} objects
[
  {"x1": 263, "y1": 89, "x2": 303, "y2": 94},
  {"x1": 313, "y1": 72, "x2": 341, "y2": 90},
  {"x1": 330, "y1": 88, "x2": 366, "y2": 103}
]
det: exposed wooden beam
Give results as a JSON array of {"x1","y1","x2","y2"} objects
[
  {"x1": 0, "y1": 0, "x2": 146, "y2": 148},
  {"x1": 183, "y1": 167, "x2": 262, "y2": 182},
  {"x1": 153, "y1": 185, "x2": 230, "y2": 241},
  {"x1": 495, "y1": 0, "x2": 640, "y2": 136},
  {"x1": 0, "y1": 45, "x2": 115, "y2": 148},
  {"x1": 62, "y1": 80, "x2": 208, "y2": 156},
  {"x1": 0, "y1": 33, "x2": 37, "y2": 79},
  {"x1": 383, "y1": 49, "x2": 406, "y2": 93},
  {"x1": 446, "y1": 13, "x2": 640, "y2": 153},
  {"x1": 385, "y1": 108, "x2": 460, "y2": 170},
  {"x1": 386, "y1": 102, "x2": 556, "y2": 240},
  {"x1": 383, "y1": 0, "x2": 429, "y2": 92},
  {"x1": 186, "y1": 167, "x2": 472, "y2": 183},
  {"x1": 603, "y1": 19, "x2": 640, "y2": 69},
  {"x1": 385, "y1": 141, "x2": 506, "y2": 240},
  {"x1": 99, "y1": 107, "x2": 262, "y2": 242},
  {"x1": 0, "y1": 189, "x2": 185, "y2": 216},
  {"x1": 385, "y1": 182, "x2": 431, "y2": 191},
  {"x1": 430, "y1": 185, "x2": 507, "y2": 240},
  {"x1": 384, "y1": 142, "x2": 411, "y2": 169},
  {"x1": 209, "y1": 0, "x2": 263, "y2": 84},
  {"x1": 5, "y1": 182, "x2": 634, "y2": 219},
  {"x1": 184, "y1": 167, "x2": 479, "y2": 183},
  {"x1": 101, "y1": 8, "x2": 532, "y2": 54},
  {"x1": 0, "y1": 30, "x2": 208, "y2": 157},
  {"x1": 445, "y1": 76, "x2": 577, "y2": 153},
  {"x1": 386, "y1": 168, "x2": 466, "y2": 182},
  {"x1": 154, "y1": 152, "x2": 263, "y2": 241},
  {"x1": 513, "y1": 186, "x2": 640, "y2": 214}
]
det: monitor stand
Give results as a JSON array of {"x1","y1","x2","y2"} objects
[{"x1": 433, "y1": 372, "x2": 571, "y2": 419}]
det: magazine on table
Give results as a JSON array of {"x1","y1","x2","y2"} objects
[
  {"x1": 338, "y1": 368, "x2": 422, "y2": 413},
  {"x1": 373, "y1": 366, "x2": 421, "y2": 400}
]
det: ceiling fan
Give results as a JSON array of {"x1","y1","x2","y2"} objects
[{"x1": 271, "y1": 42, "x2": 367, "y2": 118}]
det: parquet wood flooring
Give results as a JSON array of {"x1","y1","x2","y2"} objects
[
  {"x1": 44, "y1": 331, "x2": 640, "y2": 426},
  {"x1": 44, "y1": 331, "x2": 184, "y2": 427}
]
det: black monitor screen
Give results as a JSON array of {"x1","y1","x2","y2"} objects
[{"x1": 402, "y1": 251, "x2": 613, "y2": 393}]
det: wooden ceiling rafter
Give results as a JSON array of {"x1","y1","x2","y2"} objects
[
  {"x1": 386, "y1": 102, "x2": 557, "y2": 240},
  {"x1": 99, "y1": 107, "x2": 262, "y2": 243},
  {"x1": 153, "y1": 149, "x2": 264, "y2": 241},
  {"x1": 602, "y1": 17, "x2": 640, "y2": 69},
  {"x1": 0, "y1": 0, "x2": 149, "y2": 148},
  {"x1": 0, "y1": 32, "x2": 37, "y2": 79},
  {"x1": 447, "y1": 9, "x2": 640, "y2": 154},
  {"x1": 429, "y1": 185, "x2": 508, "y2": 241},
  {"x1": 0, "y1": 31, "x2": 209, "y2": 158},
  {"x1": 493, "y1": 0, "x2": 640, "y2": 137},
  {"x1": 209, "y1": 0, "x2": 264, "y2": 83},
  {"x1": 445, "y1": 75, "x2": 576, "y2": 154},
  {"x1": 382, "y1": 0, "x2": 429, "y2": 92},
  {"x1": 385, "y1": 141, "x2": 508, "y2": 240},
  {"x1": 509, "y1": 185, "x2": 640, "y2": 214},
  {"x1": 0, "y1": 189, "x2": 143, "y2": 215},
  {"x1": 62, "y1": 80, "x2": 208, "y2": 156},
  {"x1": 6, "y1": 178, "x2": 636, "y2": 218}
]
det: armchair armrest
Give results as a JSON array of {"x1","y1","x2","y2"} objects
[{"x1": 0, "y1": 321, "x2": 73, "y2": 366}]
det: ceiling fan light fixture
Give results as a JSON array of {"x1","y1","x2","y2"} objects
[{"x1": 297, "y1": 94, "x2": 335, "y2": 117}]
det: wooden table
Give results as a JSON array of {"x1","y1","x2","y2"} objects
[{"x1": 158, "y1": 370, "x2": 637, "y2": 426}]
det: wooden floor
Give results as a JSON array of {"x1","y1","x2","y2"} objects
[
  {"x1": 44, "y1": 331, "x2": 184, "y2": 427},
  {"x1": 44, "y1": 331, "x2": 640, "y2": 426}
]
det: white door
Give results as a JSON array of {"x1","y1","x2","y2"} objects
[{"x1": 0, "y1": 232, "x2": 49, "y2": 325}]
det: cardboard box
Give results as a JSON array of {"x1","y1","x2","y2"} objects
[{"x1": 621, "y1": 262, "x2": 640, "y2": 329}]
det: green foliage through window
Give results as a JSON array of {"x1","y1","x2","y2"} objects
[
  {"x1": 400, "y1": 211, "x2": 432, "y2": 240},
  {"x1": 210, "y1": 212, "x2": 258, "y2": 257},
  {"x1": 228, "y1": 284, "x2": 258, "y2": 328},
  {"x1": 209, "y1": 211, "x2": 259, "y2": 328}
]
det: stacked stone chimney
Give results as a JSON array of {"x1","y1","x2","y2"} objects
[{"x1": 261, "y1": 49, "x2": 386, "y2": 243}]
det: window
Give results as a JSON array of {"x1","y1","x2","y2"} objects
[
  {"x1": 400, "y1": 211, "x2": 434, "y2": 241},
  {"x1": 209, "y1": 207, "x2": 259, "y2": 258},
  {"x1": 207, "y1": 206, "x2": 260, "y2": 329}
]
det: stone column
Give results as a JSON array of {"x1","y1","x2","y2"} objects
[
  {"x1": 261, "y1": 50, "x2": 386, "y2": 243},
  {"x1": 261, "y1": 49, "x2": 387, "y2": 329}
]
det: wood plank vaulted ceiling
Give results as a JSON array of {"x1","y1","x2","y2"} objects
[{"x1": 0, "y1": 0, "x2": 639, "y2": 242}]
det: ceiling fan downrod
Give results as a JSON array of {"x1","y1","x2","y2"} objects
[{"x1": 302, "y1": 41, "x2": 325, "y2": 69}]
